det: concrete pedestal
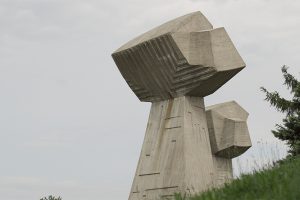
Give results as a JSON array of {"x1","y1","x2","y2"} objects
[{"x1": 129, "y1": 96, "x2": 215, "y2": 200}]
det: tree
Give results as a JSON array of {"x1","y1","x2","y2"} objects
[
  {"x1": 40, "y1": 195, "x2": 62, "y2": 200},
  {"x1": 261, "y1": 65, "x2": 300, "y2": 156}
]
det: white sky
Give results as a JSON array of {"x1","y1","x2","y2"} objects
[{"x1": 0, "y1": 0, "x2": 299, "y2": 199}]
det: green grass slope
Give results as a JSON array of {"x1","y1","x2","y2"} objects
[{"x1": 174, "y1": 156, "x2": 300, "y2": 200}]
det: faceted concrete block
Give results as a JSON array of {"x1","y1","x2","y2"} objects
[
  {"x1": 112, "y1": 11, "x2": 245, "y2": 102},
  {"x1": 206, "y1": 101, "x2": 252, "y2": 159}
]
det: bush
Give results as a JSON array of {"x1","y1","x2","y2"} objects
[{"x1": 40, "y1": 195, "x2": 62, "y2": 200}]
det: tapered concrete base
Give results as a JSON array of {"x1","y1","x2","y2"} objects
[{"x1": 129, "y1": 96, "x2": 216, "y2": 200}]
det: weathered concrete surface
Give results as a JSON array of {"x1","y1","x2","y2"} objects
[
  {"x1": 129, "y1": 96, "x2": 215, "y2": 200},
  {"x1": 206, "y1": 101, "x2": 252, "y2": 159},
  {"x1": 111, "y1": 11, "x2": 252, "y2": 200},
  {"x1": 112, "y1": 11, "x2": 245, "y2": 102}
]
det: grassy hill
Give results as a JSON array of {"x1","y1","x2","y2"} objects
[{"x1": 174, "y1": 156, "x2": 300, "y2": 200}]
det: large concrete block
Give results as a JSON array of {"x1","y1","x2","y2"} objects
[
  {"x1": 206, "y1": 101, "x2": 252, "y2": 159},
  {"x1": 112, "y1": 11, "x2": 245, "y2": 102}
]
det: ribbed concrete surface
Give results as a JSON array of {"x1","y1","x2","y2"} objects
[{"x1": 112, "y1": 12, "x2": 245, "y2": 102}]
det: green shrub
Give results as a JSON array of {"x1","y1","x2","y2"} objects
[{"x1": 40, "y1": 195, "x2": 62, "y2": 200}]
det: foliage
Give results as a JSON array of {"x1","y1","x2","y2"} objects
[
  {"x1": 171, "y1": 156, "x2": 300, "y2": 200},
  {"x1": 40, "y1": 195, "x2": 62, "y2": 200},
  {"x1": 261, "y1": 65, "x2": 300, "y2": 155}
]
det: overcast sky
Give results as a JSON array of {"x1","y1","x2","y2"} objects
[{"x1": 0, "y1": 0, "x2": 299, "y2": 200}]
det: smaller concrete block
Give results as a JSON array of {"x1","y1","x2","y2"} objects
[
  {"x1": 206, "y1": 101, "x2": 251, "y2": 159},
  {"x1": 216, "y1": 118, "x2": 250, "y2": 158}
]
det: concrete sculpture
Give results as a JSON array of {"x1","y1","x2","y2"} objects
[{"x1": 112, "y1": 11, "x2": 252, "y2": 200}]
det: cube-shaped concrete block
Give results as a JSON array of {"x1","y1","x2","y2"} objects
[
  {"x1": 206, "y1": 101, "x2": 251, "y2": 159},
  {"x1": 112, "y1": 11, "x2": 245, "y2": 102}
]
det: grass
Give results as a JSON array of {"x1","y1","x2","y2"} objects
[{"x1": 173, "y1": 156, "x2": 300, "y2": 200}]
